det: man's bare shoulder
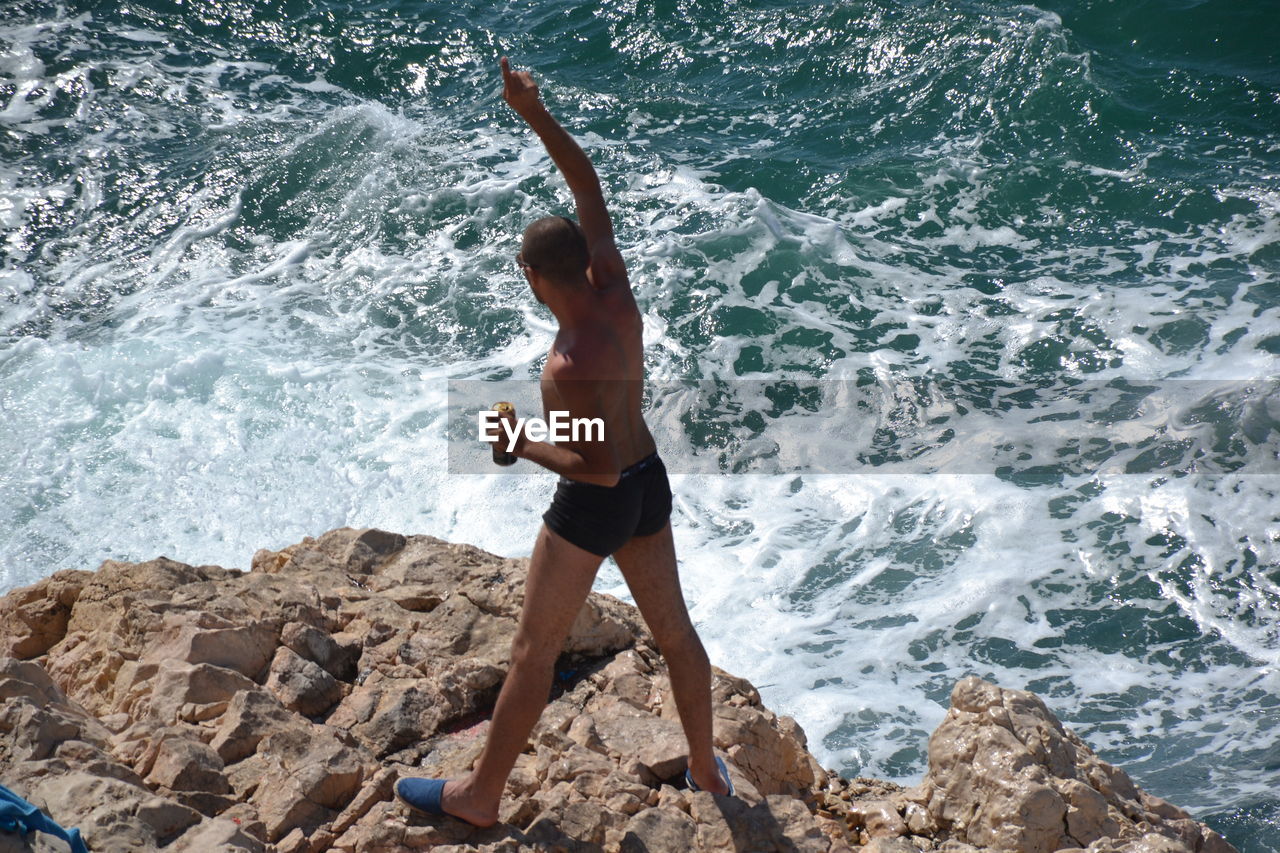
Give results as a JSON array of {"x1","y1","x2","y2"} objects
[
  {"x1": 590, "y1": 269, "x2": 643, "y2": 333},
  {"x1": 544, "y1": 356, "x2": 607, "y2": 416},
  {"x1": 547, "y1": 328, "x2": 630, "y2": 383}
]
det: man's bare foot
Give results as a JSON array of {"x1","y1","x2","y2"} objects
[{"x1": 440, "y1": 779, "x2": 500, "y2": 828}]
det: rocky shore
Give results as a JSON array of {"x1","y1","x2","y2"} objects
[{"x1": 0, "y1": 528, "x2": 1237, "y2": 853}]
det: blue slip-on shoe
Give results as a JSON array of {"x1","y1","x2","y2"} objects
[
  {"x1": 394, "y1": 777, "x2": 448, "y2": 817},
  {"x1": 685, "y1": 756, "x2": 735, "y2": 796}
]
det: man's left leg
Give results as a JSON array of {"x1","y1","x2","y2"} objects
[
  {"x1": 431, "y1": 523, "x2": 605, "y2": 826},
  {"x1": 611, "y1": 521, "x2": 727, "y2": 795}
]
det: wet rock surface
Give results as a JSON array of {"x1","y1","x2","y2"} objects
[{"x1": 0, "y1": 528, "x2": 1236, "y2": 852}]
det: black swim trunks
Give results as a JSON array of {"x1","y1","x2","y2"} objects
[{"x1": 542, "y1": 452, "x2": 672, "y2": 557}]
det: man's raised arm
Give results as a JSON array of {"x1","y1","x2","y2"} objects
[{"x1": 500, "y1": 57, "x2": 626, "y2": 285}]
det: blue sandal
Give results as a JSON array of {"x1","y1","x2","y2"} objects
[
  {"x1": 685, "y1": 756, "x2": 735, "y2": 796},
  {"x1": 394, "y1": 777, "x2": 448, "y2": 816}
]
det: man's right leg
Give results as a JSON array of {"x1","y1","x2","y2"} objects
[
  {"x1": 435, "y1": 523, "x2": 605, "y2": 826},
  {"x1": 611, "y1": 521, "x2": 729, "y2": 795}
]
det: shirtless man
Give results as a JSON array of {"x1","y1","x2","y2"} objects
[{"x1": 393, "y1": 58, "x2": 732, "y2": 826}]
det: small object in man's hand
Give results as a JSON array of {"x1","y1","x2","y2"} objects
[{"x1": 492, "y1": 402, "x2": 518, "y2": 466}]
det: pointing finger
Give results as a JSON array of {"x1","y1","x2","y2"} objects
[{"x1": 500, "y1": 56, "x2": 511, "y2": 80}]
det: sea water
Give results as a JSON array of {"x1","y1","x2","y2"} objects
[{"x1": 2, "y1": 1, "x2": 1277, "y2": 848}]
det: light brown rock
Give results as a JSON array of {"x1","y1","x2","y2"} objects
[
  {"x1": 264, "y1": 645, "x2": 344, "y2": 717},
  {"x1": 142, "y1": 613, "x2": 277, "y2": 680},
  {"x1": 281, "y1": 620, "x2": 361, "y2": 681},
  {"x1": 0, "y1": 531, "x2": 1238, "y2": 853},
  {"x1": 920, "y1": 677, "x2": 1234, "y2": 853},
  {"x1": 619, "y1": 805, "x2": 698, "y2": 852},
  {"x1": 209, "y1": 687, "x2": 297, "y2": 764},
  {"x1": 252, "y1": 725, "x2": 366, "y2": 841},
  {"x1": 26, "y1": 772, "x2": 202, "y2": 853},
  {"x1": 864, "y1": 839, "x2": 925, "y2": 853},
  {"x1": 149, "y1": 659, "x2": 259, "y2": 724},
  {"x1": 593, "y1": 712, "x2": 690, "y2": 783},
  {"x1": 170, "y1": 816, "x2": 267, "y2": 851},
  {"x1": 145, "y1": 734, "x2": 230, "y2": 795},
  {"x1": 0, "y1": 570, "x2": 89, "y2": 658},
  {"x1": 848, "y1": 798, "x2": 909, "y2": 839}
]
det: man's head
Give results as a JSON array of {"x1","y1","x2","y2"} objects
[{"x1": 519, "y1": 215, "x2": 589, "y2": 287}]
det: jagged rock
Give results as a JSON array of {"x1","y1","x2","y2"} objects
[
  {"x1": 863, "y1": 839, "x2": 922, "y2": 853},
  {"x1": 619, "y1": 805, "x2": 698, "y2": 851},
  {"x1": 142, "y1": 613, "x2": 278, "y2": 680},
  {"x1": 0, "y1": 529, "x2": 1239, "y2": 853},
  {"x1": 264, "y1": 645, "x2": 344, "y2": 718},
  {"x1": 687, "y1": 792, "x2": 841, "y2": 851},
  {"x1": 715, "y1": 700, "x2": 823, "y2": 798},
  {"x1": 150, "y1": 659, "x2": 259, "y2": 724},
  {"x1": 145, "y1": 734, "x2": 229, "y2": 795},
  {"x1": 281, "y1": 621, "x2": 361, "y2": 682},
  {"x1": 209, "y1": 688, "x2": 298, "y2": 764},
  {"x1": 0, "y1": 569, "x2": 89, "y2": 658},
  {"x1": 592, "y1": 713, "x2": 690, "y2": 784},
  {"x1": 169, "y1": 815, "x2": 267, "y2": 852},
  {"x1": 25, "y1": 771, "x2": 203, "y2": 852},
  {"x1": 909, "y1": 677, "x2": 1237, "y2": 853},
  {"x1": 848, "y1": 799, "x2": 910, "y2": 839},
  {"x1": 251, "y1": 725, "x2": 367, "y2": 841}
]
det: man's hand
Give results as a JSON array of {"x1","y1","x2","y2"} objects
[{"x1": 501, "y1": 56, "x2": 543, "y2": 119}]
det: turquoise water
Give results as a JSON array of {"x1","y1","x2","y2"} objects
[{"x1": 2, "y1": 1, "x2": 1278, "y2": 847}]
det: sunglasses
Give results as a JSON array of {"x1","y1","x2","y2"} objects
[{"x1": 515, "y1": 253, "x2": 537, "y2": 270}]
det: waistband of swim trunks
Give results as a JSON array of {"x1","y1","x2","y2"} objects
[
  {"x1": 557, "y1": 452, "x2": 661, "y2": 487},
  {"x1": 619, "y1": 451, "x2": 661, "y2": 480}
]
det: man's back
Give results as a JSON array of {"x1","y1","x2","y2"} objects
[{"x1": 539, "y1": 264, "x2": 656, "y2": 477}]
